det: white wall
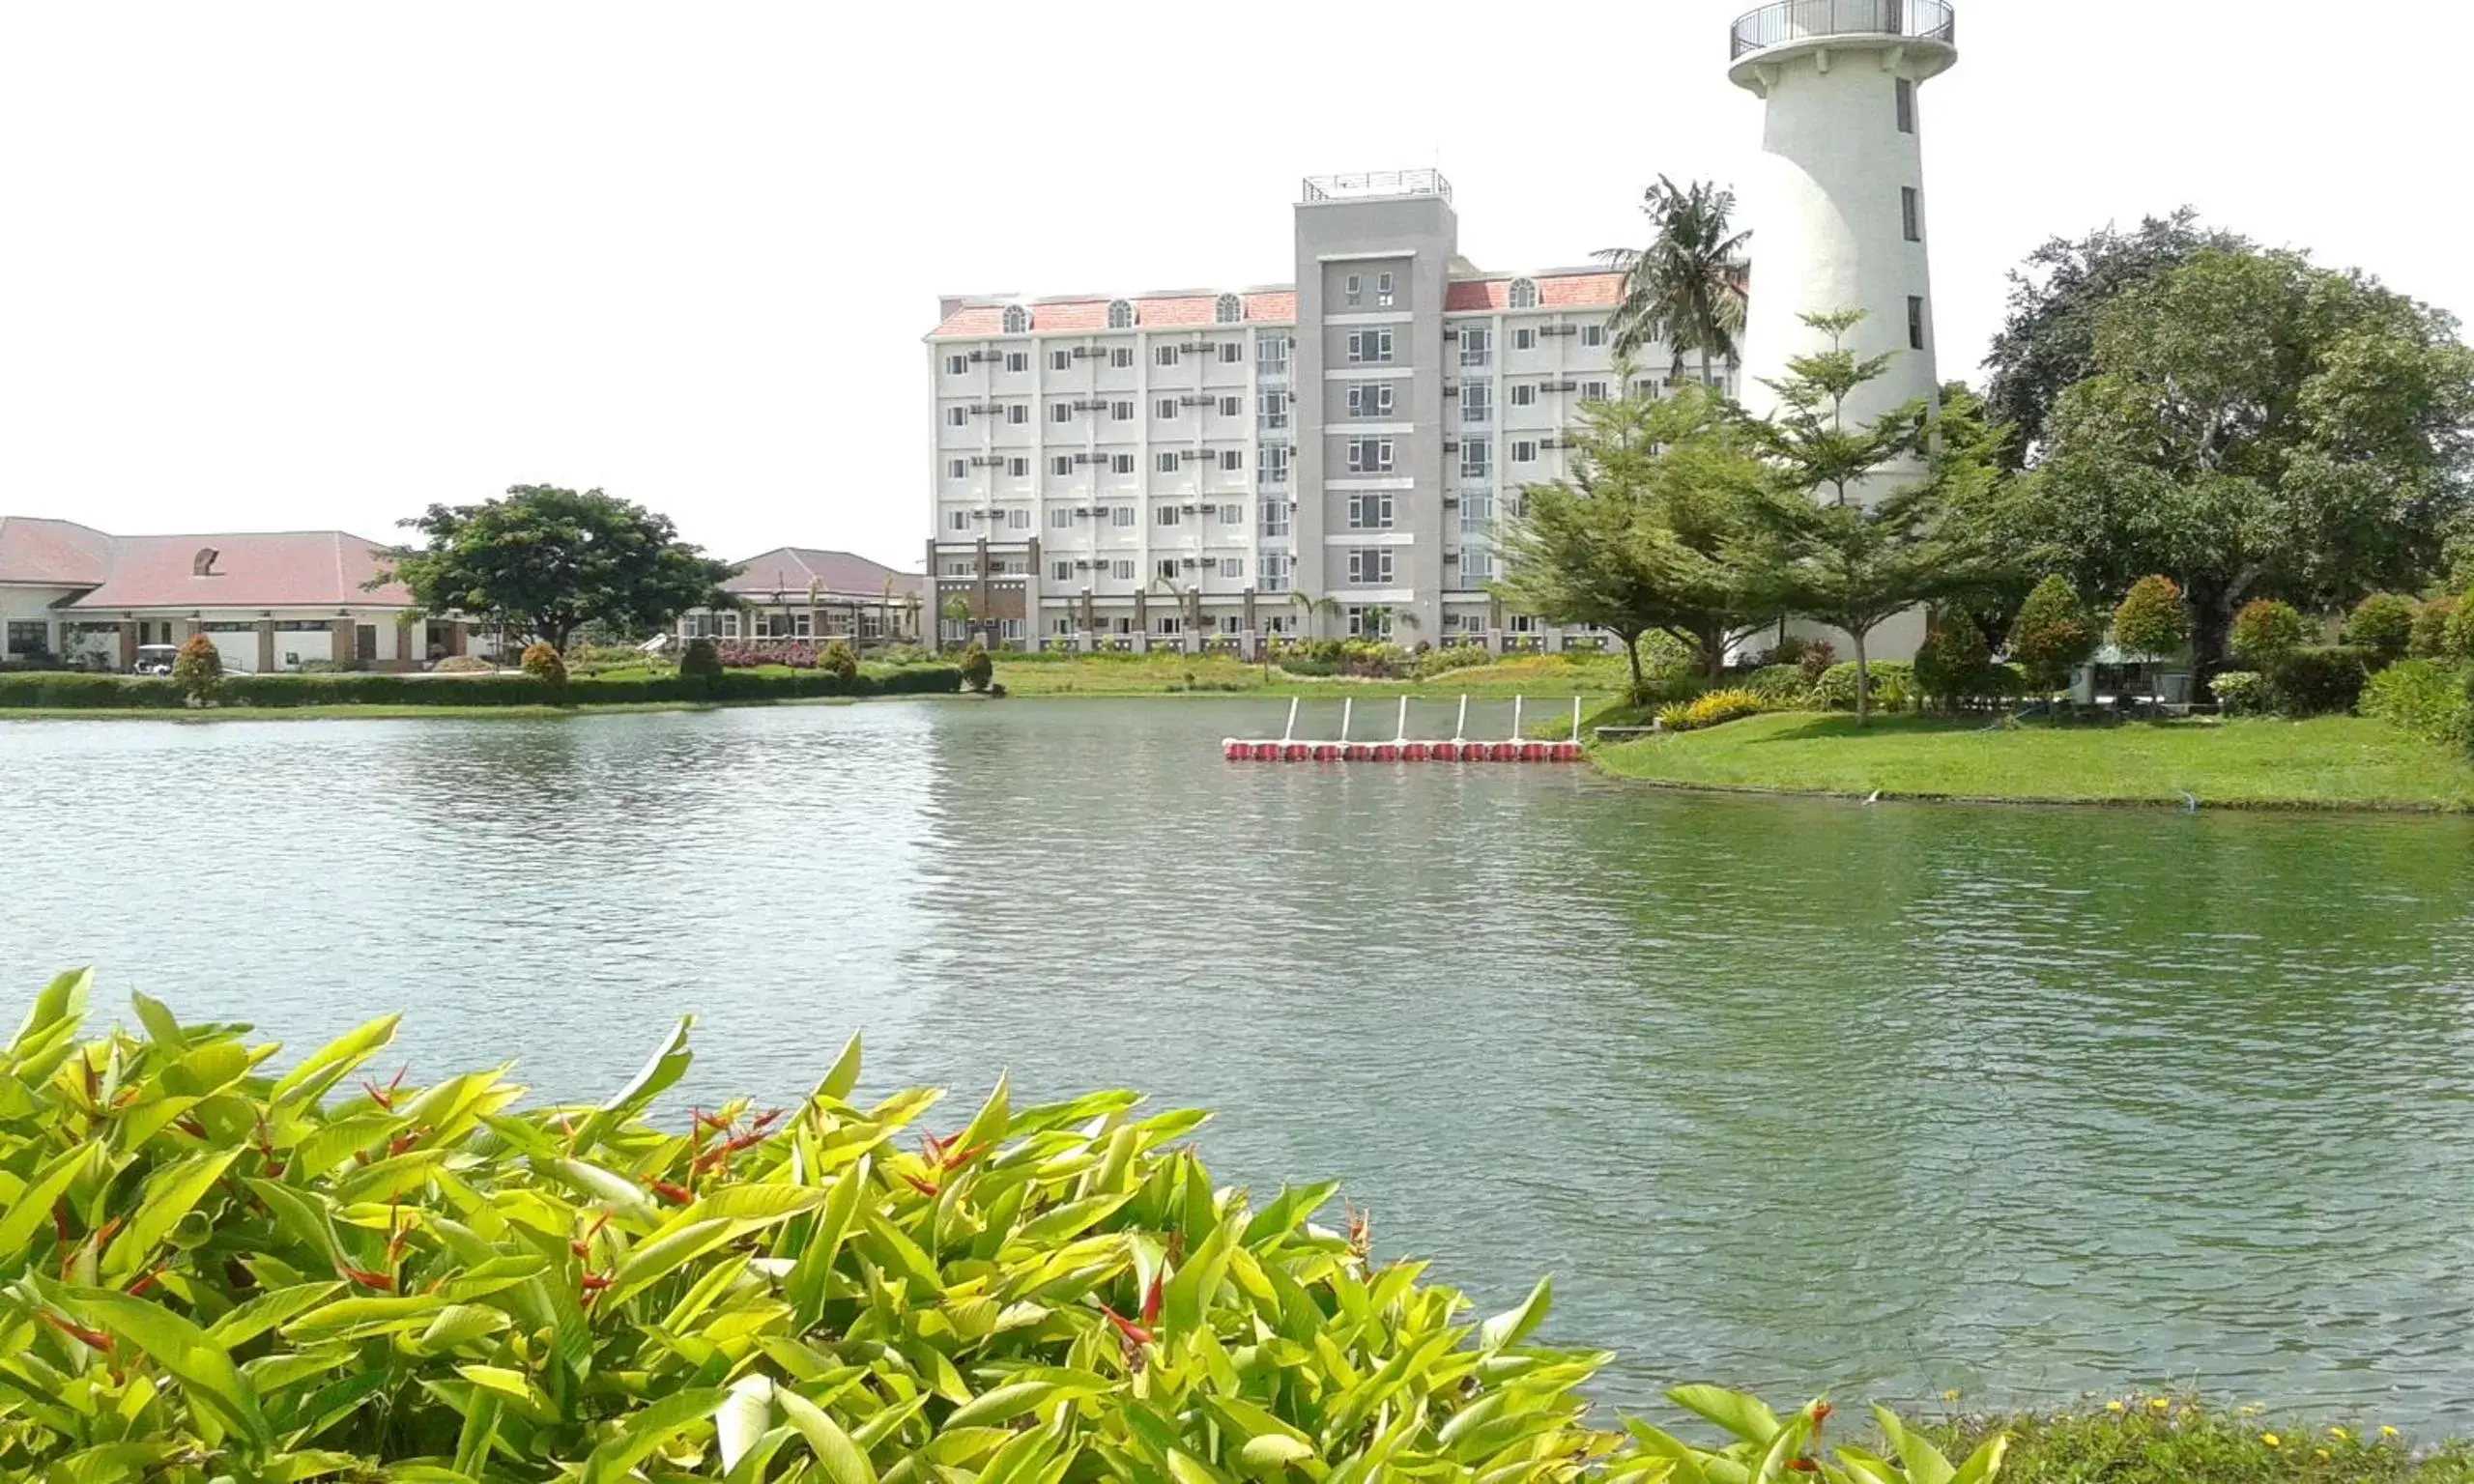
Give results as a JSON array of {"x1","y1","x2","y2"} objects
[
  {"x1": 273, "y1": 630, "x2": 331, "y2": 670},
  {"x1": 207, "y1": 630, "x2": 257, "y2": 673}
]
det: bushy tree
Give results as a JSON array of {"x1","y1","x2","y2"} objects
[
  {"x1": 383, "y1": 485, "x2": 737, "y2": 652},
  {"x1": 519, "y1": 641, "x2": 567, "y2": 687},
  {"x1": 2447, "y1": 590, "x2": 2474, "y2": 663},
  {"x1": 170, "y1": 632, "x2": 221, "y2": 704},
  {"x1": 2409, "y1": 595, "x2": 2461, "y2": 660},
  {"x1": 678, "y1": 636, "x2": 722, "y2": 681},
  {"x1": 960, "y1": 641, "x2": 993, "y2": 692},
  {"x1": 2343, "y1": 591, "x2": 2419, "y2": 662},
  {"x1": 1494, "y1": 384, "x2": 1769, "y2": 696},
  {"x1": 820, "y1": 638, "x2": 858, "y2": 682},
  {"x1": 1913, "y1": 610, "x2": 1991, "y2": 713},
  {"x1": 1735, "y1": 312, "x2": 2009, "y2": 725},
  {"x1": 2114, "y1": 575, "x2": 2191, "y2": 661},
  {"x1": 2008, "y1": 247, "x2": 2474, "y2": 675},
  {"x1": 2006, "y1": 575, "x2": 2100, "y2": 696},
  {"x1": 2229, "y1": 598, "x2": 2308, "y2": 670}
]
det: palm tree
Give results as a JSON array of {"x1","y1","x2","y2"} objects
[
  {"x1": 938, "y1": 593, "x2": 973, "y2": 651},
  {"x1": 1287, "y1": 590, "x2": 1342, "y2": 642},
  {"x1": 1596, "y1": 177, "x2": 1751, "y2": 389}
]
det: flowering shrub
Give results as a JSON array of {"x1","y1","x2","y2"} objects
[
  {"x1": 2360, "y1": 659, "x2": 2469, "y2": 744},
  {"x1": 2209, "y1": 670, "x2": 2269, "y2": 716},
  {"x1": 518, "y1": 641, "x2": 566, "y2": 686},
  {"x1": 2408, "y1": 595, "x2": 2460, "y2": 660},
  {"x1": 1682, "y1": 688, "x2": 1770, "y2": 730}
]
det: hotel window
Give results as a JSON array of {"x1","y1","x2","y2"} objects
[
  {"x1": 1896, "y1": 76, "x2": 1915, "y2": 133},
  {"x1": 1108, "y1": 300, "x2": 1134, "y2": 329},
  {"x1": 1219, "y1": 395, "x2": 1242, "y2": 416},
  {"x1": 944, "y1": 354, "x2": 967, "y2": 375},
  {"x1": 1111, "y1": 399, "x2": 1134, "y2": 420},
  {"x1": 1219, "y1": 501, "x2": 1244, "y2": 524},
  {"x1": 946, "y1": 459, "x2": 967, "y2": 480},
  {"x1": 999, "y1": 618, "x2": 1022, "y2": 641},
  {"x1": 1509, "y1": 277, "x2": 1539, "y2": 309},
  {"x1": 1156, "y1": 452, "x2": 1179, "y2": 474},
  {"x1": 1581, "y1": 324, "x2": 1606, "y2": 347},
  {"x1": 1221, "y1": 614, "x2": 1243, "y2": 635},
  {"x1": 1257, "y1": 333, "x2": 1289, "y2": 374},
  {"x1": 1112, "y1": 558, "x2": 1135, "y2": 579},
  {"x1": 1462, "y1": 383, "x2": 1491, "y2": 423},
  {"x1": 1344, "y1": 273, "x2": 1362, "y2": 307},
  {"x1": 948, "y1": 508, "x2": 968, "y2": 530},
  {"x1": 1346, "y1": 329, "x2": 1394, "y2": 364},
  {"x1": 1460, "y1": 491, "x2": 1495, "y2": 532},
  {"x1": 1157, "y1": 560, "x2": 1179, "y2": 583},
  {"x1": 945, "y1": 560, "x2": 975, "y2": 577},
  {"x1": 1053, "y1": 616, "x2": 1073, "y2": 636},
  {"x1": 1376, "y1": 271, "x2": 1395, "y2": 307},
  {"x1": 1460, "y1": 326, "x2": 1491, "y2": 367},
  {"x1": 946, "y1": 407, "x2": 966, "y2": 427},
  {"x1": 1218, "y1": 342, "x2": 1243, "y2": 364},
  {"x1": 1347, "y1": 548, "x2": 1394, "y2": 585},
  {"x1": 1461, "y1": 550, "x2": 1496, "y2": 584},
  {"x1": 1111, "y1": 455, "x2": 1136, "y2": 475},
  {"x1": 1050, "y1": 504, "x2": 1074, "y2": 527},
  {"x1": 1261, "y1": 554, "x2": 1291, "y2": 591},
  {"x1": 1260, "y1": 499, "x2": 1290, "y2": 537},
  {"x1": 1511, "y1": 440, "x2": 1539, "y2": 463},
  {"x1": 1007, "y1": 404, "x2": 1028, "y2": 425},
  {"x1": 1156, "y1": 397, "x2": 1179, "y2": 420},
  {"x1": 1007, "y1": 457, "x2": 1029, "y2": 478},
  {"x1": 1510, "y1": 384, "x2": 1537, "y2": 407},
  {"x1": 1221, "y1": 557, "x2": 1244, "y2": 579},
  {"x1": 1156, "y1": 504, "x2": 1180, "y2": 526},
  {"x1": 1156, "y1": 345, "x2": 1179, "y2": 367},
  {"x1": 1345, "y1": 439, "x2": 1394, "y2": 473},
  {"x1": 1109, "y1": 346, "x2": 1134, "y2": 368},
  {"x1": 1050, "y1": 401, "x2": 1072, "y2": 423},
  {"x1": 1051, "y1": 455, "x2": 1074, "y2": 477},
  {"x1": 1216, "y1": 293, "x2": 1243, "y2": 324},
  {"x1": 1581, "y1": 380, "x2": 1608, "y2": 402},
  {"x1": 1513, "y1": 327, "x2": 1537, "y2": 351},
  {"x1": 1050, "y1": 349, "x2": 1072, "y2": 371},
  {"x1": 1902, "y1": 186, "x2": 1921, "y2": 242},
  {"x1": 1909, "y1": 296, "x2": 1927, "y2": 351},
  {"x1": 1002, "y1": 305, "x2": 1029, "y2": 334},
  {"x1": 1346, "y1": 493, "x2": 1395, "y2": 530},
  {"x1": 1258, "y1": 389, "x2": 1289, "y2": 429},
  {"x1": 1004, "y1": 351, "x2": 1029, "y2": 373},
  {"x1": 1259, "y1": 444, "x2": 1289, "y2": 484},
  {"x1": 1007, "y1": 506, "x2": 1031, "y2": 528},
  {"x1": 1052, "y1": 560, "x2": 1074, "y2": 582},
  {"x1": 1347, "y1": 383, "x2": 1395, "y2": 418},
  {"x1": 1220, "y1": 450, "x2": 1244, "y2": 471},
  {"x1": 1460, "y1": 437, "x2": 1492, "y2": 479}
]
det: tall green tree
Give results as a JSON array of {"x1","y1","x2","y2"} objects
[
  {"x1": 1981, "y1": 209, "x2": 2251, "y2": 468},
  {"x1": 1595, "y1": 178, "x2": 1750, "y2": 387},
  {"x1": 382, "y1": 486, "x2": 736, "y2": 652},
  {"x1": 1494, "y1": 384, "x2": 1769, "y2": 699},
  {"x1": 1736, "y1": 312, "x2": 2009, "y2": 725},
  {"x1": 2011, "y1": 247, "x2": 2474, "y2": 676}
]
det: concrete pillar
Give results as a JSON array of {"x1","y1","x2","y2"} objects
[
  {"x1": 330, "y1": 617, "x2": 354, "y2": 665},
  {"x1": 447, "y1": 622, "x2": 467, "y2": 658},
  {"x1": 255, "y1": 620, "x2": 274, "y2": 674},
  {"x1": 119, "y1": 622, "x2": 138, "y2": 671},
  {"x1": 395, "y1": 617, "x2": 417, "y2": 671},
  {"x1": 184, "y1": 618, "x2": 203, "y2": 642}
]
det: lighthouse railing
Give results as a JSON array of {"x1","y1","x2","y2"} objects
[{"x1": 1729, "y1": 0, "x2": 1955, "y2": 59}]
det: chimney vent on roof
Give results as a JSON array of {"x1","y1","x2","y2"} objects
[{"x1": 192, "y1": 547, "x2": 220, "y2": 577}]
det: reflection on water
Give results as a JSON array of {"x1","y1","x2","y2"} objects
[{"x1": 4, "y1": 699, "x2": 2474, "y2": 1425}]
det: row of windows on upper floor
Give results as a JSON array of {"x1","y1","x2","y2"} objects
[
  {"x1": 940, "y1": 491, "x2": 1514, "y2": 539},
  {"x1": 982, "y1": 277, "x2": 1568, "y2": 336},
  {"x1": 940, "y1": 315, "x2": 1638, "y2": 379}
]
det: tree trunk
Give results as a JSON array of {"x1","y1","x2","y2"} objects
[
  {"x1": 1703, "y1": 618, "x2": 1727, "y2": 681},
  {"x1": 2190, "y1": 585, "x2": 2236, "y2": 692},
  {"x1": 1623, "y1": 632, "x2": 1646, "y2": 704},
  {"x1": 1852, "y1": 630, "x2": 1871, "y2": 727},
  {"x1": 1699, "y1": 345, "x2": 1713, "y2": 392}
]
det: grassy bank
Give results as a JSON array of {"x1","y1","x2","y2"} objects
[
  {"x1": 1932, "y1": 1399, "x2": 2474, "y2": 1482},
  {"x1": 993, "y1": 650, "x2": 1634, "y2": 697},
  {"x1": 0, "y1": 663, "x2": 960, "y2": 717},
  {"x1": 1595, "y1": 711, "x2": 2474, "y2": 812}
]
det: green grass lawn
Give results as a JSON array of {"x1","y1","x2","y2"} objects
[
  {"x1": 992, "y1": 651, "x2": 1633, "y2": 698},
  {"x1": 1595, "y1": 711, "x2": 2474, "y2": 812}
]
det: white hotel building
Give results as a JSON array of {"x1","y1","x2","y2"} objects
[{"x1": 924, "y1": 170, "x2": 1731, "y2": 652}]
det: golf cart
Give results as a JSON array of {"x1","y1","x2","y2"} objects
[{"x1": 133, "y1": 643, "x2": 181, "y2": 675}]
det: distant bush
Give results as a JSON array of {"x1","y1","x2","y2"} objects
[
  {"x1": 2407, "y1": 595, "x2": 2460, "y2": 660},
  {"x1": 2007, "y1": 575, "x2": 2100, "y2": 695},
  {"x1": 0, "y1": 673, "x2": 184, "y2": 709},
  {"x1": 677, "y1": 637, "x2": 722, "y2": 684},
  {"x1": 2361, "y1": 659, "x2": 2469, "y2": 745},
  {"x1": 960, "y1": 642, "x2": 993, "y2": 692},
  {"x1": 0, "y1": 667, "x2": 963, "y2": 710},
  {"x1": 519, "y1": 642, "x2": 567, "y2": 686},
  {"x1": 431, "y1": 654, "x2": 495, "y2": 673},
  {"x1": 295, "y1": 658, "x2": 365, "y2": 674},
  {"x1": 2209, "y1": 670, "x2": 2270, "y2": 717},
  {"x1": 1678, "y1": 688, "x2": 1769, "y2": 731},
  {"x1": 2447, "y1": 590, "x2": 2474, "y2": 664},
  {"x1": 819, "y1": 639, "x2": 859, "y2": 682},
  {"x1": 2114, "y1": 575, "x2": 2190, "y2": 659},
  {"x1": 170, "y1": 632, "x2": 221, "y2": 704},
  {"x1": 1914, "y1": 611, "x2": 1991, "y2": 712},
  {"x1": 1743, "y1": 664, "x2": 1810, "y2": 700},
  {"x1": 564, "y1": 642, "x2": 650, "y2": 668},
  {"x1": 2343, "y1": 592, "x2": 2419, "y2": 663},
  {"x1": 1813, "y1": 660, "x2": 1913, "y2": 712},
  {"x1": 1411, "y1": 643, "x2": 1493, "y2": 679},
  {"x1": 2229, "y1": 598, "x2": 2309, "y2": 670},
  {"x1": 2273, "y1": 644, "x2": 2372, "y2": 716}
]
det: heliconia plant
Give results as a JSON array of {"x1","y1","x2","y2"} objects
[{"x1": 0, "y1": 970, "x2": 2002, "y2": 1482}]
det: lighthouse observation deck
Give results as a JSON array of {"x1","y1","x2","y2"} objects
[{"x1": 1730, "y1": 0, "x2": 1956, "y2": 60}]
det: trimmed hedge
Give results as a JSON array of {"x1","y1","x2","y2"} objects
[{"x1": 0, "y1": 665, "x2": 962, "y2": 710}]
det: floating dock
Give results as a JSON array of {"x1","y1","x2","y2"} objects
[{"x1": 1223, "y1": 697, "x2": 1585, "y2": 763}]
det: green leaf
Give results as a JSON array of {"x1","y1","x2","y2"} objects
[
  {"x1": 129, "y1": 991, "x2": 187, "y2": 1053},
  {"x1": 1668, "y1": 1384, "x2": 1783, "y2": 1446},
  {"x1": 11, "y1": 968, "x2": 91, "y2": 1057},
  {"x1": 790, "y1": 1156, "x2": 869, "y2": 1327},
  {"x1": 568, "y1": 1015, "x2": 693, "y2": 1157},
  {"x1": 1950, "y1": 1432, "x2": 2009, "y2": 1484},
  {"x1": 957, "y1": 1070, "x2": 1010, "y2": 1155},
  {"x1": 777, "y1": 1384, "x2": 879, "y2": 1484},
  {"x1": 207, "y1": 1281, "x2": 346, "y2": 1348},
  {"x1": 270, "y1": 1013, "x2": 400, "y2": 1106},
  {"x1": 1478, "y1": 1275, "x2": 1552, "y2": 1353},
  {"x1": 1237, "y1": 1434, "x2": 1316, "y2": 1472},
  {"x1": 0, "y1": 1141, "x2": 97, "y2": 1263},
  {"x1": 452, "y1": 1388, "x2": 502, "y2": 1479},
  {"x1": 576, "y1": 1384, "x2": 727, "y2": 1484},
  {"x1": 69, "y1": 1287, "x2": 270, "y2": 1449},
  {"x1": 103, "y1": 1146, "x2": 242, "y2": 1279},
  {"x1": 716, "y1": 1376, "x2": 775, "y2": 1474},
  {"x1": 818, "y1": 1033, "x2": 863, "y2": 1101}
]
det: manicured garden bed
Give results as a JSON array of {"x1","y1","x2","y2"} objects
[{"x1": 0, "y1": 664, "x2": 961, "y2": 715}]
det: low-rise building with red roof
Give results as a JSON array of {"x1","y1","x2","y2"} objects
[{"x1": 675, "y1": 546, "x2": 925, "y2": 645}]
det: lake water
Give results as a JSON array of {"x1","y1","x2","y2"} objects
[{"x1": 6, "y1": 698, "x2": 2474, "y2": 1430}]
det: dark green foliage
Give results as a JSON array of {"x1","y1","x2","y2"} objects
[
  {"x1": 2273, "y1": 645, "x2": 2373, "y2": 715},
  {"x1": 518, "y1": 641, "x2": 567, "y2": 686},
  {"x1": 1743, "y1": 664, "x2": 1810, "y2": 699},
  {"x1": 2229, "y1": 599, "x2": 2308, "y2": 670},
  {"x1": 677, "y1": 637, "x2": 723, "y2": 684},
  {"x1": 1913, "y1": 611, "x2": 1992, "y2": 711},
  {"x1": 381, "y1": 485, "x2": 737, "y2": 651},
  {"x1": 2344, "y1": 592, "x2": 2420, "y2": 663},
  {"x1": 2448, "y1": 591, "x2": 2474, "y2": 663},
  {"x1": 1812, "y1": 661, "x2": 1914, "y2": 712},
  {"x1": 960, "y1": 642, "x2": 993, "y2": 692},
  {"x1": 170, "y1": 633, "x2": 222, "y2": 703},
  {"x1": 2361, "y1": 660, "x2": 2470, "y2": 745},
  {"x1": 2114, "y1": 576, "x2": 2191, "y2": 659},
  {"x1": 2007, "y1": 575, "x2": 2100, "y2": 694},
  {"x1": 0, "y1": 668, "x2": 963, "y2": 710}
]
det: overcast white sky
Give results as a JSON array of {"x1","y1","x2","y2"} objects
[{"x1": 3, "y1": 1, "x2": 2466, "y2": 571}]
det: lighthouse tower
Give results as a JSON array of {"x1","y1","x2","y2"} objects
[{"x1": 1729, "y1": 1, "x2": 1957, "y2": 453}]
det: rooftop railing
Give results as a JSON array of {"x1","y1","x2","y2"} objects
[
  {"x1": 1730, "y1": 0, "x2": 1955, "y2": 58},
  {"x1": 1301, "y1": 169, "x2": 1453, "y2": 205}
]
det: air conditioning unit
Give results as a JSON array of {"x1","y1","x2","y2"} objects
[
  {"x1": 1444, "y1": 383, "x2": 1459, "y2": 397},
  {"x1": 1445, "y1": 550, "x2": 1460, "y2": 563},
  {"x1": 1443, "y1": 495, "x2": 1459, "y2": 507},
  {"x1": 1443, "y1": 328, "x2": 1459, "y2": 340},
  {"x1": 1075, "y1": 506, "x2": 1093, "y2": 515},
  {"x1": 1180, "y1": 502, "x2": 1199, "y2": 512},
  {"x1": 1076, "y1": 559, "x2": 1093, "y2": 569},
  {"x1": 1182, "y1": 557, "x2": 1201, "y2": 568},
  {"x1": 1443, "y1": 440, "x2": 1459, "y2": 452}
]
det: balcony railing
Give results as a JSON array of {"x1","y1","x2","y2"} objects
[
  {"x1": 1730, "y1": 0, "x2": 1954, "y2": 58},
  {"x1": 1302, "y1": 169, "x2": 1453, "y2": 205}
]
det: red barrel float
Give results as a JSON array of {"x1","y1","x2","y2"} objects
[
  {"x1": 1311, "y1": 743, "x2": 1339, "y2": 762},
  {"x1": 1344, "y1": 742, "x2": 1372, "y2": 761},
  {"x1": 1283, "y1": 743, "x2": 1309, "y2": 761},
  {"x1": 1431, "y1": 741, "x2": 1459, "y2": 761},
  {"x1": 1551, "y1": 740, "x2": 1583, "y2": 761},
  {"x1": 1254, "y1": 742, "x2": 1280, "y2": 760},
  {"x1": 1518, "y1": 741, "x2": 1547, "y2": 761},
  {"x1": 1373, "y1": 743, "x2": 1401, "y2": 761},
  {"x1": 1403, "y1": 742, "x2": 1430, "y2": 760},
  {"x1": 1223, "y1": 740, "x2": 1248, "y2": 761},
  {"x1": 1489, "y1": 741, "x2": 1518, "y2": 761}
]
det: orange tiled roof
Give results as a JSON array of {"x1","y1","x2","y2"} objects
[
  {"x1": 1446, "y1": 271, "x2": 1625, "y2": 312},
  {"x1": 931, "y1": 290, "x2": 1300, "y2": 338}
]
